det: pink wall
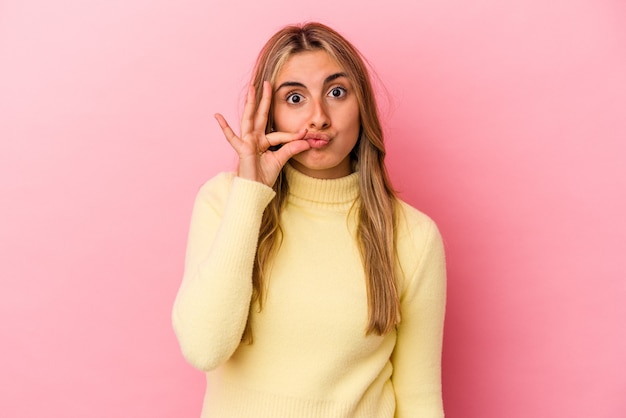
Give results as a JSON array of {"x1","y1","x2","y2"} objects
[{"x1": 1, "y1": 0, "x2": 624, "y2": 416}]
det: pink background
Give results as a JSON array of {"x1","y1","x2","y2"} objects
[{"x1": 1, "y1": 0, "x2": 625, "y2": 417}]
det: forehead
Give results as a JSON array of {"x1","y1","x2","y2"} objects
[{"x1": 275, "y1": 50, "x2": 345, "y2": 83}]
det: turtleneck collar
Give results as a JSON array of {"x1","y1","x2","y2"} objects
[{"x1": 284, "y1": 163, "x2": 359, "y2": 209}]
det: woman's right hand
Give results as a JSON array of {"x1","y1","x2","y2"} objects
[{"x1": 214, "y1": 81, "x2": 311, "y2": 187}]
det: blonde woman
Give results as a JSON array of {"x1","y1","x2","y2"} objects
[{"x1": 172, "y1": 22, "x2": 447, "y2": 418}]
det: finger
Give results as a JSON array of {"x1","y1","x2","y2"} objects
[
  {"x1": 253, "y1": 81, "x2": 272, "y2": 133},
  {"x1": 271, "y1": 139, "x2": 311, "y2": 166},
  {"x1": 264, "y1": 129, "x2": 308, "y2": 149},
  {"x1": 240, "y1": 85, "x2": 256, "y2": 135},
  {"x1": 214, "y1": 113, "x2": 241, "y2": 148}
]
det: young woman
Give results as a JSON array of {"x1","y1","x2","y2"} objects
[{"x1": 172, "y1": 22, "x2": 447, "y2": 418}]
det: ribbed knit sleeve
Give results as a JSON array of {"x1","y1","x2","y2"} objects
[
  {"x1": 172, "y1": 173, "x2": 276, "y2": 371},
  {"x1": 391, "y1": 210, "x2": 447, "y2": 418}
]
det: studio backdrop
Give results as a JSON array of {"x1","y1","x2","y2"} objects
[{"x1": 1, "y1": 0, "x2": 624, "y2": 417}]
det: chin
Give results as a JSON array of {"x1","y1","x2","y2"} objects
[{"x1": 291, "y1": 156, "x2": 352, "y2": 179}]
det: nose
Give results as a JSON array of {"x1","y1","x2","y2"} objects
[{"x1": 308, "y1": 98, "x2": 330, "y2": 130}]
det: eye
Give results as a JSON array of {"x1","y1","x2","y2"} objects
[
  {"x1": 328, "y1": 87, "x2": 347, "y2": 98},
  {"x1": 286, "y1": 93, "x2": 304, "y2": 104}
]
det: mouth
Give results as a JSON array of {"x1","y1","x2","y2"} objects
[{"x1": 304, "y1": 132, "x2": 331, "y2": 149}]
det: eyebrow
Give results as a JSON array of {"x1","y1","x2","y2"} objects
[{"x1": 275, "y1": 72, "x2": 348, "y2": 92}]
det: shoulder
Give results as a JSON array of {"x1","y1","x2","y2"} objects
[
  {"x1": 194, "y1": 172, "x2": 277, "y2": 216},
  {"x1": 193, "y1": 171, "x2": 237, "y2": 213},
  {"x1": 197, "y1": 171, "x2": 237, "y2": 196},
  {"x1": 394, "y1": 199, "x2": 446, "y2": 291},
  {"x1": 395, "y1": 199, "x2": 442, "y2": 245}
]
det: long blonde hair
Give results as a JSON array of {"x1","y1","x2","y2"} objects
[{"x1": 245, "y1": 22, "x2": 399, "y2": 342}]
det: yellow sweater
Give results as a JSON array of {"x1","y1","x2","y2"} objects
[{"x1": 172, "y1": 164, "x2": 446, "y2": 418}]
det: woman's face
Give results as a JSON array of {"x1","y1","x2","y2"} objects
[{"x1": 272, "y1": 50, "x2": 360, "y2": 179}]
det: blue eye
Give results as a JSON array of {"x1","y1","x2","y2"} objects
[
  {"x1": 328, "y1": 87, "x2": 346, "y2": 98},
  {"x1": 286, "y1": 93, "x2": 303, "y2": 104}
]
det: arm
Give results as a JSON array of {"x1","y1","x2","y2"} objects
[
  {"x1": 171, "y1": 174, "x2": 275, "y2": 371},
  {"x1": 173, "y1": 81, "x2": 310, "y2": 371},
  {"x1": 391, "y1": 220, "x2": 447, "y2": 418}
]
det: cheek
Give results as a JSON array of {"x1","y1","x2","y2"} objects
[
  {"x1": 271, "y1": 106, "x2": 281, "y2": 129},
  {"x1": 273, "y1": 107, "x2": 301, "y2": 131},
  {"x1": 341, "y1": 106, "x2": 361, "y2": 134},
  {"x1": 340, "y1": 98, "x2": 360, "y2": 126}
]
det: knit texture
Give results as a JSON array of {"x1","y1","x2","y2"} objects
[{"x1": 172, "y1": 164, "x2": 446, "y2": 417}]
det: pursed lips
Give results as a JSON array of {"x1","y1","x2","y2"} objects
[{"x1": 304, "y1": 132, "x2": 331, "y2": 149}]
